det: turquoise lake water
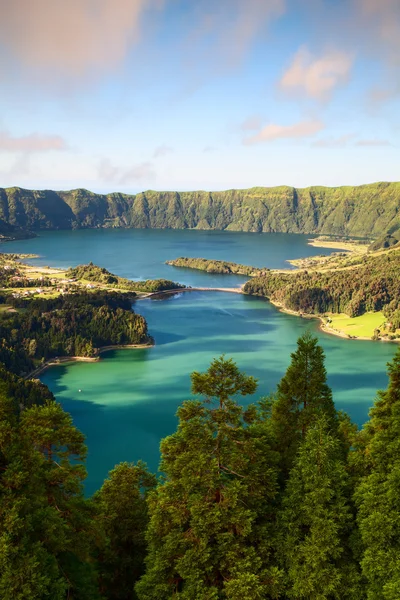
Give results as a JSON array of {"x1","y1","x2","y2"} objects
[{"x1": 6, "y1": 229, "x2": 396, "y2": 495}]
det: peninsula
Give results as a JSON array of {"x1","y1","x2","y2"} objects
[
  {"x1": 0, "y1": 254, "x2": 188, "y2": 378},
  {"x1": 166, "y1": 257, "x2": 269, "y2": 277},
  {"x1": 166, "y1": 240, "x2": 400, "y2": 342}
]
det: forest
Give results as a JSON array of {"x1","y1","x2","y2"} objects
[
  {"x1": 166, "y1": 257, "x2": 269, "y2": 276},
  {"x1": 0, "y1": 291, "x2": 152, "y2": 376},
  {"x1": 67, "y1": 262, "x2": 185, "y2": 293},
  {"x1": 0, "y1": 332, "x2": 399, "y2": 599},
  {"x1": 244, "y1": 248, "x2": 400, "y2": 329}
]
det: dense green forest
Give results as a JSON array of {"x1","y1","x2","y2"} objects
[
  {"x1": 166, "y1": 257, "x2": 269, "y2": 276},
  {"x1": 1, "y1": 181, "x2": 400, "y2": 238},
  {"x1": 67, "y1": 262, "x2": 185, "y2": 293},
  {"x1": 0, "y1": 291, "x2": 152, "y2": 376},
  {"x1": 1, "y1": 333, "x2": 400, "y2": 598},
  {"x1": 244, "y1": 248, "x2": 400, "y2": 328}
]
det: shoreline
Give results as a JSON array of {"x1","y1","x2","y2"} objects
[
  {"x1": 10, "y1": 243, "x2": 397, "y2": 349},
  {"x1": 139, "y1": 286, "x2": 244, "y2": 298},
  {"x1": 26, "y1": 343, "x2": 154, "y2": 379},
  {"x1": 268, "y1": 298, "x2": 399, "y2": 343},
  {"x1": 307, "y1": 238, "x2": 369, "y2": 253}
]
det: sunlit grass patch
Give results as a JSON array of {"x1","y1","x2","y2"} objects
[{"x1": 327, "y1": 312, "x2": 386, "y2": 338}]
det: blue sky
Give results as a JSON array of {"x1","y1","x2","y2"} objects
[{"x1": 0, "y1": 0, "x2": 399, "y2": 192}]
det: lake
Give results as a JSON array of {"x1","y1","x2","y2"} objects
[{"x1": 6, "y1": 229, "x2": 396, "y2": 494}]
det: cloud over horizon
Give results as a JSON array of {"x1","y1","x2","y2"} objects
[
  {"x1": 244, "y1": 120, "x2": 324, "y2": 144},
  {"x1": 98, "y1": 158, "x2": 156, "y2": 186},
  {"x1": 0, "y1": 0, "x2": 398, "y2": 190}
]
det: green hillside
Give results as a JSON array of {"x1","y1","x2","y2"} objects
[{"x1": 1, "y1": 181, "x2": 400, "y2": 238}]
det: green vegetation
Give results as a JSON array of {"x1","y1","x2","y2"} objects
[
  {"x1": 244, "y1": 248, "x2": 400, "y2": 339},
  {"x1": 166, "y1": 256, "x2": 269, "y2": 276},
  {"x1": 270, "y1": 331, "x2": 337, "y2": 479},
  {"x1": 67, "y1": 262, "x2": 185, "y2": 293},
  {"x1": 93, "y1": 462, "x2": 156, "y2": 600},
  {"x1": 0, "y1": 291, "x2": 152, "y2": 376},
  {"x1": 369, "y1": 233, "x2": 400, "y2": 251},
  {"x1": 0, "y1": 255, "x2": 184, "y2": 300},
  {"x1": 0, "y1": 218, "x2": 35, "y2": 241},
  {"x1": 354, "y1": 350, "x2": 400, "y2": 597},
  {"x1": 2, "y1": 334, "x2": 400, "y2": 597},
  {"x1": 1, "y1": 181, "x2": 400, "y2": 238},
  {"x1": 326, "y1": 312, "x2": 386, "y2": 338}
]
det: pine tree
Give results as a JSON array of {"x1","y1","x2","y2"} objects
[
  {"x1": 94, "y1": 461, "x2": 156, "y2": 600},
  {"x1": 136, "y1": 356, "x2": 282, "y2": 600},
  {"x1": 279, "y1": 416, "x2": 361, "y2": 599},
  {"x1": 0, "y1": 394, "x2": 100, "y2": 599},
  {"x1": 355, "y1": 348, "x2": 400, "y2": 599},
  {"x1": 271, "y1": 331, "x2": 337, "y2": 479}
]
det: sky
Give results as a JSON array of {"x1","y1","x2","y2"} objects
[{"x1": 0, "y1": 0, "x2": 399, "y2": 193}]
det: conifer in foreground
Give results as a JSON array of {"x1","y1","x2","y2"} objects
[
  {"x1": 0, "y1": 395, "x2": 99, "y2": 599},
  {"x1": 270, "y1": 331, "x2": 337, "y2": 480},
  {"x1": 355, "y1": 348, "x2": 400, "y2": 599},
  {"x1": 94, "y1": 461, "x2": 156, "y2": 600},
  {"x1": 136, "y1": 356, "x2": 282, "y2": 600},
  {"x1": 279, "y1": 416, "x2": 362, "y2": 599}
]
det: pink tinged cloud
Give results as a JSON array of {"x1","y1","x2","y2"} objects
[
  {"x1": 0, "y1": 131, "x2": 67, "y2": 153},
  {"x1": 356, "y1": 0, "x2": 400, "y2": 72},
  {"x1": 244, "y1": 120, "x2": 324, "y2": 145},
  {"x1": 280, "y1": 46, "x2": 353, "y2": 101},
  {"x1": 0, "y1": 0, "x2": 163, "y2": 78}
]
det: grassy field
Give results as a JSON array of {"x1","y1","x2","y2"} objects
[{"x1": 326, "y1": 312, "x2": 386, "y2": 338}]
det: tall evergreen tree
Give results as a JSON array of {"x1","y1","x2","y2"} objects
[
  {"x1": 271, "y1": 331, "x2": 337, "y2": 479},
  {"x1": 355, "y1": 348, "x2": 400, "y2": 599},
  {"x1": 279, "y1": 416, "x2": 361, "y2": 599},
  {"x1": 94, "y1": 461, "x2": 156, "y2": 600},
  {"x1": 0, "y1": 394, "x2": 100, "y2": 599},
  {"x1": 136, "y1": 356, "x2": 282, "y2": 600}
]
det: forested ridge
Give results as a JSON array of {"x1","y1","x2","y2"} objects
[
  {"x1": 1, "y1": 334, "x2": 400, "y2": 598},
  {"x1": 244, "y1": 248, "x2": 400, "y2": 329},
  {"x1": 1, "y1": 181, "x2": 400, "y2": 238}
]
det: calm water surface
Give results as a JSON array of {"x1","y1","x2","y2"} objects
[
  {"x1": 6, "y1": 228, "x2": 346, "y2": 288},
  {"x1": 6, "y1": 230, "x2": 396, "y2": 495}
]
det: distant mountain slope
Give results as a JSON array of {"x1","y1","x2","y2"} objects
[{"x1": 1, "y1": 182, "x2": 399, "y2": 238}]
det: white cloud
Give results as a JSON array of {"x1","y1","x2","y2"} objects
[
  {"x1": 313, "y1": 134, "x2": 355, "y2": 148},
  {"x1": 153, "y1": 145, "x2": 174, "y2": 158},
  {"x1": 356, "y1": 139, "x2": 392, "y2": 147},
  {"x1": 98, "y1": 159, "x2": 156, "y2": 185},
  {"x1": 280, "y1": 46, "x2": 353, "y2": 101}
]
